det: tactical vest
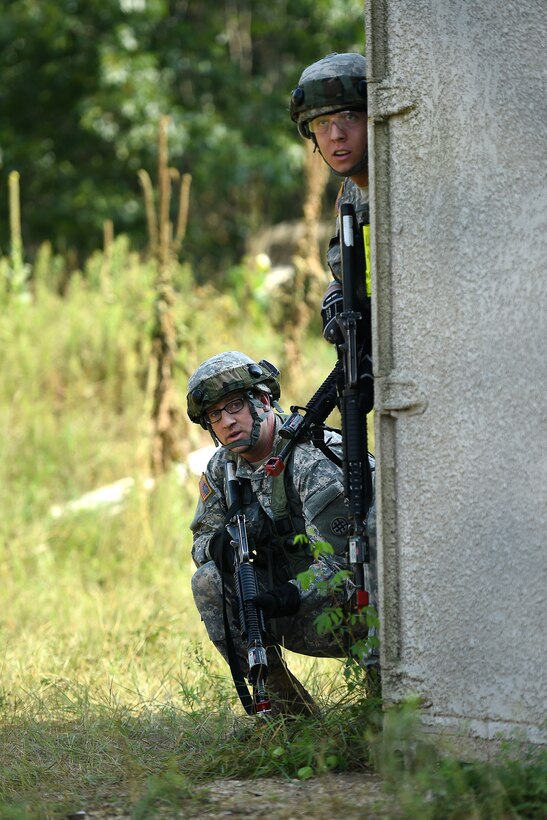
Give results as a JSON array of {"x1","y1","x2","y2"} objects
[
  {"x1": 327, "y1": 179, "x2": 371, "y2": 301},
  {"x1": 231, "y1": 432, "x2": 310, "y2": 584},
  {"x1": 236, "y1": 439, "x2": 305, "y2": 544}
]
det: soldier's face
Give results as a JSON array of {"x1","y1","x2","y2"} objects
[
  {"x1": 313, "y1": 111, "x2": 368, "y2": 177},
  {"x1": 206, "y1": 391, "x2": 272, "y2": 455}
]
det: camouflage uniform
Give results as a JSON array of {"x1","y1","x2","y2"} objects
[
  {"x1": 190, "y1": 413, "x2": 377, "y2": 662},
  {"x1": 288, "y1": 54, "x2": 377, "y2": 682},
  {"x1": 187, "y1": 351, "x2": 378, "y2": 713},
  {"x1": 290, "y1": 52, "x2": 372, "y2": 352},
  {"x1": 327, "y1": 178, "x2": 369, "y2": 283}
]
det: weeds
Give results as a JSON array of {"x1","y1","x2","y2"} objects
[
  {"x1": 0, "y1": 237, "x2": 543, "y2": 818},
  {"x1": 372, "y1": 699, "x2": 547, "y2": 819},
  {"x1": 0, "y1": 233, "x2": 344, "y2": 817},
  {"x1": 3, "y1": 682, "x2": 542, "y2": 819}
]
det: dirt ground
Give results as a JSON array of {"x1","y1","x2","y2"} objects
[
  {"x1": 196, "y1": 772, "x2": 391, "y2": 818},
  {"x1": 85, "y1": 771, "x2": 394, "y2": 819}
]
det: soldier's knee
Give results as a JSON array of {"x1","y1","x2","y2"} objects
[{"x1": 191, "y1": 561, "x2": 222, "y2": 611}]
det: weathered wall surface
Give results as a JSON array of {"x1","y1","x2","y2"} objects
[{"x1": 366, "y1": 0, "x2": 546, "y2": 747}]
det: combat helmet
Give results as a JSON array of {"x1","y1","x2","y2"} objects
[
  {"x1": 187, "y1": 351, "x2": 281, "y2": 450},
  {"x1": 290, "y1": 52, "x2": 367, "y2": 140}
]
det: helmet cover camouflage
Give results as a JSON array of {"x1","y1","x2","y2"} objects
[
  {"x1": 290, "y1": 52, "x2": 368, "y2": 139},
  {"x1": 187, "y1": 351, "x2": 281, "y2": 428}
]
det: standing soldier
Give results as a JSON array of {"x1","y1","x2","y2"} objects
[
  {"x1": 289, "y1": 52, "x2": 378, "y2": 675},
  {"x1": 290, "y1": 52, "x2": 373, "y2": 413}
]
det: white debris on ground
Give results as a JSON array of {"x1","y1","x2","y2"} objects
[
  {"x1": 49, "y1": 444, "x2": 217, "y2": 518},
  {"x1": 49, "y1": 477, "x2": 140, "y2": 518},
  {"x1": 187, "y1": 444, "x2": 217, "y2": 475},
  {"x1": 262, "y1": 264, "x2": 294, "y2": 293}
]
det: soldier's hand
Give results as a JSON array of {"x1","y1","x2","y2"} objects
[
  {"x1": 321, "y1": 280, "x2": 343, "y2": 344},
  {"x1": 253, "y1": 582, "x2": 301, "y2": 618},
  {"x1": 207, "y1": 529, "x2": 235, "y2": 574}
]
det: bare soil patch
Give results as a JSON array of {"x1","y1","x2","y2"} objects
[
  {"x1": 198, "y1": 772, "x2": 389, "y2": 818},
  {"x1": 86, "y1": 771, "x2": 392, "y2": 819}
]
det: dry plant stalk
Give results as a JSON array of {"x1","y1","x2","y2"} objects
[
  {"x1": 9, "y1": 170, "x2": 23, "y2": 271},
  {"x1": 150, "y1": 286, "x2": 182, "y2": 475},
  {"x1": 138, "y1": 169, "x2": 158, "y2": 257},
  {"x1": 158, "y1": 115, "x2": 171, "y2": 270},
  {"x1": 100, "y1": 218, "x2": 114, "y2": 291},
  {"x1": 144, "y1": 116, "x2": 193, "y2": 475},
  {"x1": 173, "y1": 172, "x2": 192, "y2": 253}
]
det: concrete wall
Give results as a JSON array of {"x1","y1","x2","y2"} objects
[{"x1": 366, "y1": 0, "x2": 546, "y2": 748}]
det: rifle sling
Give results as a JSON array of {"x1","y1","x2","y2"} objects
[
  {"x1": 220, "y1": 568, "x2": 255, "y2": 716},
  {"x1": 311, "y1": 428, "x2": 343, "y2": 468}
]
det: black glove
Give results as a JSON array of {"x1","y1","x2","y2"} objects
[
  {"x1": 208, "y1": 529, "x2": 235, "y2": 575},
  {"x1": 320, "y1": 280, "x2": 344, "y2": 345},
  {"x1": 253, "y1": 582, "x2": 301, "y2": 619}
]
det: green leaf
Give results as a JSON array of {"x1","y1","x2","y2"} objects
[
  {"x1": 314, "y1": 607, "x2": 344, "y2": 636},
  {"x1": 311, "y1": 539, "x2": 334, "y2": 558},
  {"x1": 296, "y1": 568, "x2": 315, "y2": 591},
  {"x1": 297, "y1": 766, "x2": 314, "y2": 780}
]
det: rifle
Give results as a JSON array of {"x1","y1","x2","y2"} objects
[
  {"x1": 266, "y1": 202, "x2": 373, "y2": 612},
  {"x1": 337, "y1": 201, "x2": 374, "y2": 611},
  {"x1": 224, "y1": 457, "x2": 271, "y2": 714},
  {"x1": 264, "y1": 363, "x2": 341, "y2": 477},
  {"x1": 264, "y1": 203, "x2": 373, "y2": 610}
]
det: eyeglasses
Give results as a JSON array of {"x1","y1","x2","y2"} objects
[
  {"x1": 204, "y1": 396, "x2": 246, "y2": 424},
  {"x1": 308, "y1": 110, "x2": 366, "y2": 135}
]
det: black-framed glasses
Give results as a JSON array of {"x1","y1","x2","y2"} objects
[{"x1": 205, "y1": 396, "x2": 246, "y2": 424}]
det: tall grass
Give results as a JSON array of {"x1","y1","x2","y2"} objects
[
  {"x1": 0, "y1": 237, "x2": 352, "y2": 815},
  {"x1": 1, "y1": 240, "x2": 543, "y2": 818}
]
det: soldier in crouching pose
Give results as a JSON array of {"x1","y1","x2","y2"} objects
[{"x1": 187, "y1": 351, "x2": 376, "y2": 716}]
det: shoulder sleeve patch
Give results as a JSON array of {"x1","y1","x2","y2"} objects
[{"x1": 198, "y1": 472, "x2": 214, "y2": 503}]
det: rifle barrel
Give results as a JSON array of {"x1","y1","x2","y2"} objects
[{"x1": 338, "y1": 203, "x2": 373, "y2": 610}]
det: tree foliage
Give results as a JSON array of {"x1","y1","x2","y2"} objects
[{"x1": 0, "y1": 0, "x2": 365, "y2": 279}]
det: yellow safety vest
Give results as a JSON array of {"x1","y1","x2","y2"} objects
[{"x1": 363, "y1": 223, "x2": 371, "y2": 298}]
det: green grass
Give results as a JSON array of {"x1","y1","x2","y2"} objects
[
  {"x1": 0, "y1": 241, "x2": 353, "y2": 816},
  {"x1": 0, "y1": 240, "x2": 543, "y2": 818}
]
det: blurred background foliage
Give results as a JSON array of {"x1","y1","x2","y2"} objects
[
  {"x1": 0, "y1": 2, "x2": 362, "y2": 647},
  {"x1": 0, "y1": 9, "x2": 363, "y2": 804},
  {"x1": 0, "y1": 0, "x2": 364, "y2": 280},
  {"x1": 0, "y1": 227, "x2": 343, "y2": 752}
]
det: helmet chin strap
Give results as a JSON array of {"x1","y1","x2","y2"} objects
[
  {"x1": 331, "y1": 149, "x2": 368, "y2": 178},
  {"x1": 314, "y1": 140, "x2": 368, "y2": 179},
  {"x1": 208, "y1": 391, "x2": 273, "y2": 453}
]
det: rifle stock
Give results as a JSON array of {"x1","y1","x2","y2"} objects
[{"x1": 264, "y1": 363, "x2": 341, "y2": 477}]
